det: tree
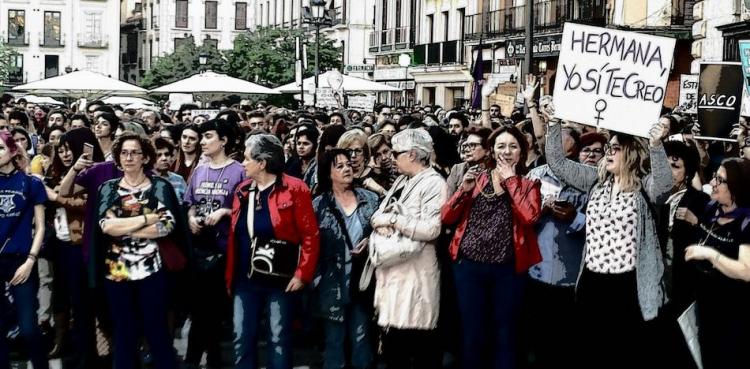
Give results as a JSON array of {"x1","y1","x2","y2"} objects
[
  {"x1": 140, "y1": 40, "x2": 227, "y2": 89},
  {"x1": 0, "y1": 41, "x2": 17, "y2": 87},
  {"x1": 226, "y1": 27, "x2": 342, "y2": 88}
]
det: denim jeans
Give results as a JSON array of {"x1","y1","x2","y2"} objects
[
  {"x1": 453, "y1": 259, "x2": 525, "y2": 369},
  {"x1": 322, "y1": 301, "x2": 373, "y2": 369},
  {"x1": 104, "y1": 271, "x2": 177, "y2": 369},
  {"x1": 233, "y1": 277, "x2": 297, "y2": 369},
  {"x1": 0, "y1": 256, "x2": 48, "y2": 369}
]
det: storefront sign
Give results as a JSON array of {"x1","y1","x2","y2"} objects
[
  {"x1": 552, "y1": 23, "x2": 675, "y2": 137},
  {"x1": 344, "y1": 64, "x2": 375, "y2": 74},
  {"x1": 374, "y1": 67, "x2": 408, "y2": 80},
  {"x1": 698, "y1": 62, "x2": 744, "y2": 139},
  {"x1": 678, "y1": 74, "x2": 698, "y2": 114},
  {"x1": 506, "y1": 34, "x2": 563, "y2": 58}
]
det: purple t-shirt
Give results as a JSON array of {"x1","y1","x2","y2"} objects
[
  {"x1": 183, "y1": 161, "x2": 245, "y2": 252},
  {"x1": 75, "y1": 161, "x2": 123, "y2": 259}
]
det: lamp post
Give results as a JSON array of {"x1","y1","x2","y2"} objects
[
  {"x1": 198, "y1": 51, "x2": 209, "y2": 72},
  {"x1": 303, "y1": 0, "x2": 335, "y2": 106}
]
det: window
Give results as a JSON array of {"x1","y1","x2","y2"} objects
[
  {"x1": 83, "y1": 11, "x2": 103, "y2": 46},
  {"x1": 45, "y1": 55, "x2": 59, "y2": 78},
  {"x1": 382, "y1": 0, "x2": 388, "y2": 29},
  {"x1": 44, "y1": 11, "x2": 61, "y2": 46},
  {"x1": 174, "y1": 36, "x2": 192, "y2": 51},
  {"x1": 260, "y1": 4, "x2": 264, "y2": 26},
  {"x1": 135, "y1": 2, "x2": 142, "y2": 13},
  {"x1": 426, "y1": 14, "x2": 434, "y2": 43},
  {"x1": 204, "y1": 37, "x2": 218, "y2": 49},
  {"x1": 235, "y1": 2, "x2": 247, "y2": 30},
  {"x1": 205, "y1": 1, "x2": 217, "y2": 29},
  {"x1": 8, "y1": 10, "x2": 25, "y2": 45},
  {"x1": 9, "y1": 54, "x2": 23, "y2": 83},
  {"x1": 176, "y1": 0, "x2": 188, "y2": 28},
  {"x1": 395, "y1": 0, "x2": 401, "y2": 28},
  {"x1": 85, "y1": 55, "x2": 99, "y2": 73},
  {"x1": 442, "y1": 11, "x2": 448, "y2": 41}
]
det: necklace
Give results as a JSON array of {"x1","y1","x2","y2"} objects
[{"x1": 122, "y1": 174, "x2": 147, "y2": 189}]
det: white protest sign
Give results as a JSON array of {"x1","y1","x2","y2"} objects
[
  {"x1": 315, "y1": 88, "x2": 343, "y2": 109},
  {"x1": 553, "y1": 23, "x2": 676, "y2": 137},
  {"x1": 347, "y1": 94, "x2": 377, "y2": 112},
  {"x1": 192, "y1": 109, "x2": 220, "y2": 119},
  {"x1": 679, "y1": 74, "x2": 698, "y2": 114}
]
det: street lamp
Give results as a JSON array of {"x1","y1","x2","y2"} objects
[
  {"x1": 303, "y1": 0, "x2": 335, "y2": 106},
  {"x1": 198, "y1": 52, "x2": 209, "y2": 71}
]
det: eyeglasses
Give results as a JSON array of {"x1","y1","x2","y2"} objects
[
  {"x1": 460, "y1": 142, "x2": 482, "y2": 151},
  {"x1": 347, "y1": 148, "x2": 364, "y2": 157},
  {"x1": 712, "y1": 174, "x2": 728, "y2": 185},
  {"x1": 604, "y1": 145, "x2": 622, "y2": 155},
  {"x1": 120, "y1": 150, "x2": 143, "y2": 158},
  {"x1": 391, "y1": 150, "x2": 409, "y2": 158},
  {"x1": 581, "y1": 147, "x2": 604, "y2": 156},
  {"x1": 0, "y1": 125, "x2": 9, "y2": 131}
]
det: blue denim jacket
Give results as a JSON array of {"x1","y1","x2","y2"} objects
[
  {"x1": 312, "y1": 188, "x2": 379, "y2": 322},
  {"x1": 527, "y1": 164, "x2": 588, "y2": 287}
]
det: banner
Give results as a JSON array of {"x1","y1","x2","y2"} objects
[
  {"x1": 739, "y1": 40, "x2": 750, "y2": 95},
  {"x1": 315, "y1": 88, "x2": 344, "y2": 109},
  {"x1": 191, "y1": 109, "x2": 219, "y2": 119},
  {"x1": 697, "y1": 62, "x2": 743, "y2": 139},
  {"x1": 552, "y1": 23, "x2": 676, "y2": 137},
  {"x1": 678, "y1": 75, "x2": 698, "y2": 114},
  {"x1": 347, "y1": 94, "x2": 377, "y2": 112}
]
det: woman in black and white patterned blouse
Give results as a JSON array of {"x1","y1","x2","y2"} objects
[{"x1": 545, "y1": 117, "x2": 672, "y2": 369}]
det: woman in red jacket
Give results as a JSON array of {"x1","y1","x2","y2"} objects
[
  {"x1": 226, "y1": 134, "x2": 319, "y2": 369},
  {"x1": 441, "y1": 125, "x2": 542, "y2": 369}
]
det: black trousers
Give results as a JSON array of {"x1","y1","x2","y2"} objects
[
  {"x1": 185, "y1": 260, "x2": 229, "y2": 367},
  {"x1": 381, "y1": 328, "x2": 440, "y2": 369},
  {"x1": 576, "y1": 269, "x2": 645, "y2": 369},
  {"x1": 521, "y1": 278, "x2": 577, "y2": 369}
]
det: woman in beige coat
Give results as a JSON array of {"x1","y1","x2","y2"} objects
[{"x1": 370, "y1": 129, "x2": 447, "y2": 369}]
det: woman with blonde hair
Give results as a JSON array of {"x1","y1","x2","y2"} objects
[{"x1": 545, "y1": 118, "x2": 672, "y2": 369}]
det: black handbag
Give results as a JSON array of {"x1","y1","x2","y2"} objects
[{"x1": 246, "y1": 187, "x2": 300, "y2": 285}]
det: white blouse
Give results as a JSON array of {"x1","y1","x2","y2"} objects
[{"x1": 585, "y1": 181, "x2": 639, "y2": 274}]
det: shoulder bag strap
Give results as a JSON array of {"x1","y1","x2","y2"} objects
[
  {"x1": 325, "y1": 195, "x2": 355, "y2": 251},
  {"x1": 246, "y1": 187, "x2": 256, "y2": 239},
  {"x1": 0, "y1": 174, "x2": 31, "y2": 254}
]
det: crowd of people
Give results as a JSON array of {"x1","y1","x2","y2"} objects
[{"x1": 0, "y1": 73, "x2": 749, "y2": 369}]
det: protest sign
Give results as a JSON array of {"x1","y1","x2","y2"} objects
[
  {"x1": 739, "y1": 40, "x2": 750, "y2": 95},
  {"x1": 347, "y1": 94, "x2": 377, "y2": 112},
  {"x1": 192, "y1": 109, "x2": 220, "y2": 119},
  {"x1": 552, "y1": 23, "x2": 675, "y2": 137},
  {"x1": 315, "y1": 88, "x2": 344, "y2": 109},
  {"x1": 678, "y1": 75, "x2": 698, "y2": 114},
  {"x1": 697, "y1": 62, "x2": 743, "y2": 139}
]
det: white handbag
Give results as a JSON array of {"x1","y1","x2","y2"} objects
[{"x1": 367, "y1": 200, "x2": 423, "y2": 267}]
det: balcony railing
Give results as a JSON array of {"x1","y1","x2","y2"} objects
[
  {"x1": 413, "y1": 40, "x2": 463, "y2": 66},
  {"x1": 77, "y1": 34, "x2": 109, "y2": 48},
  {"x1": 370, "y1": 27, "x2": 413, "y2": 53},
  {"x1": 39, "y1": 33, "x2": 65, "y2": 47},
  {"x1": 464, "y1": 0, "x2": 607, "y2": 40},
  {"x1": 4, "y1": 32, "x2": 30, "y2": 46}
]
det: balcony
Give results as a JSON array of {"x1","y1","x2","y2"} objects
[
  {"x1": 39, "y1": 33, "x2": 65, "y2": 48},
  {"x1": 464, "y1": 0, "x2": 607, "y2": 40},
  {"x1": 77, "y1": 34, "x2": 109, "y2": 48},
  {"x1": 369, "y1": 27, "x2": 413, "y2": 54},
  {"x1": 413, "y1": 40, "x2": 463, "y2": 66},
  {"x1": 3, "y1": 32, "x2": 30, "y2": 46}
]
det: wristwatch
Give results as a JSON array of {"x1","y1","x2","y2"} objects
[{"x1": 390, "y1": 214, "x2": 398, "y2": 225}]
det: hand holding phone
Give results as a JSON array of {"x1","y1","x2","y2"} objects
[{"x1": 83, "y1": 143, "x2": 94, "y2": 159}]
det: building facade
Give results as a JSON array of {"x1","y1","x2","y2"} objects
[
  {"x1": 1, "y1": 0, "x2": 120, "y2": 85},
  {"x1": 248, "y1": 0, "x2": 376, "y2": 84},
  {"x1": 694, "y1": 0, "x2": 749, "y2": 66},
  {"x1": 370, "y1": 0, "x2": 417, "y2": 106},
  {"x1": 119, "y1": 0, "x2": 252, "y2": 84}
]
